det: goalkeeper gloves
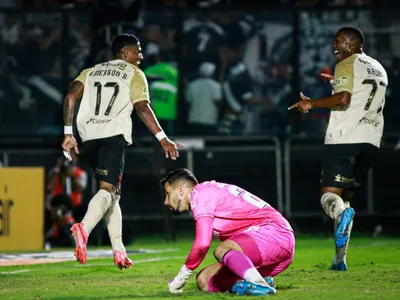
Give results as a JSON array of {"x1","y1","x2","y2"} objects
[{"x1": 168, "y1": 265, "x2": 193, "y2": 293}]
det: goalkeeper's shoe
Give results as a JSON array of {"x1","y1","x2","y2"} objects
[
  {"x1": 70, "y1": 223, "x2": 88, "y2": 264},
  {"x1": 231, "y1": 281, "x2": 277, "y2": 296},
  {"x1": 335, "y1": 207, "x2": 355, "y2": 248},
  {"x1": 114, "y1": 250, "x2": 133, "y2": 270},
  {"x1": 329, "y1": 261, "x2": 348, "y2": 271},
  {"x1": 264, "y1": 276, "x2": 276, "y2": 289}
]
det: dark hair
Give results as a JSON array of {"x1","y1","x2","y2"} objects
[
  {"x1": 160, "y1": 168, "x2": 198, "y2": 188},
  {"x1": 337, "y1": 27, "x2": 365, "y2": 45},
  {"x1": 111, "y1": 34, "x2": 139, "y2": 56}
]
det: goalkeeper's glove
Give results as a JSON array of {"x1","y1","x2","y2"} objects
[{"x1": 168, "y1": 265, "x2": 193, "y2": 293}]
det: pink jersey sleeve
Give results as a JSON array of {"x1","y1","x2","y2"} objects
[{"x1": 184, "y1": 216, "x2": 214, "y2": 271}]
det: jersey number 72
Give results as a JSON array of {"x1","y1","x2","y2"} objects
[{"x1": 362, "y1": 79, "x2": 387, "y2": 112}]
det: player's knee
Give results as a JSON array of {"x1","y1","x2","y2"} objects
[
  {"x1": 196, "y1": 269, "x2": 209, "y2": 292},
  {"x1": 99, "y1": 181, "x2": 117, "y2": 194},
  {"x1": 320, "y1": 187, "x2": 342, "y2": 197},
  {"x1": 213, "y1": 245, "x2": 225, "y2": 262},
  {"x1": 214, "y1": 240, "x2": 242, "y2": 262},
  {"x1": 321, "y1": 192, "x2": 346, "y2": 219}
]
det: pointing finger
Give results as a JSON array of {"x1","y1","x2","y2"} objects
[
  {"x1": 288, "y1": 103, "x2": 299, "y2": 110},
  {"x1": 320, "y1": 73, "x2": 333, "y2": 80}
]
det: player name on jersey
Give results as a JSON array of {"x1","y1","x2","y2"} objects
[{"x1": 88, "y1": 69, "x2": 128, "y2": 80}]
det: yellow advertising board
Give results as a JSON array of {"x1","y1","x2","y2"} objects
[{"x1": 0, "y1": 168, "x2": 44, "y2": 251}]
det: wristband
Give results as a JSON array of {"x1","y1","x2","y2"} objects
[
  {"x1": 155, "y1": 131, "x2": 167, "y2": 141},
  {"x1": 64, "y1": 126, "x2": 73, "y2": 135}
]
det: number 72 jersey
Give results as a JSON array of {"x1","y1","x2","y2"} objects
[
  {"x1": 325, "y1": 53, "x2": 388, "y2": 148},
  {"x1": 74, "y1": 59, "x2": 150, "y2": 144}
]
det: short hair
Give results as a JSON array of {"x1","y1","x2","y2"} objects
[
  {"x1": 160, "y1": 168, "x2": 198, "y2": 188},
  {"x1": 111, "y1": 34, "x2": 139, "y2": 56},
  {"x1": 337, "y1": 27, "x2": 365, "y2": 45}
]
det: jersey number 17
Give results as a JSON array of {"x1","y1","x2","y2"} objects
[{"x1": 93, "y1": 82, "x2": 120, "y2": 116}]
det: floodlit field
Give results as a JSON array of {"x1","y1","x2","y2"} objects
[{"x1": 1, "y1": 235, "x2": 400, "y2": 299}]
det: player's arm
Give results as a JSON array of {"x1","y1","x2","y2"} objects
[
  {"x1": 168, "y1": 216, "x2": 214, "y2": 293},
  {"x1": 132, "y1": 70, "x2": 182, "y2": 160},
  {"x1": 289, "y1": 61, "x2": 353, "y2": 112},
  {"x1": 62, "y1": 69, "x2": 88, "y2": 160},
  {"x1": 63, "y1": 81, "x2": 84, "y2": 127}
]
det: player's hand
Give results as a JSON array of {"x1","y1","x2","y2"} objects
[
  {"x1": 321, "y1": 73, "x2": 334, "y2": 87},
  {"x1": 61, "y1": 135, "x2": 79, "y2": 161},
  {"x1": 288, "y1": 92, "x2": 313, "y2": 113},
  {"x1": 168, "y1": 265, "x2": 193, "y2": 293},
  {"x1": 168, "y1": 277, "x2": 186, "y2": 293},
  {"x1": 160, "y1": 138, "x2": 183, "y2": 160}
]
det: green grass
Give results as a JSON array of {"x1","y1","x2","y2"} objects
[{"x1": 1, "y1": 236, "x2": 400, "y2": 299}]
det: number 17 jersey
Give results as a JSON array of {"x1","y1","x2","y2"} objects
[
  {"x1": 325, "y1": 53, "x2": 388, "y2": 147},
  {"x1": 74, "y1": 59, "x2": 150, "y2": 144}
]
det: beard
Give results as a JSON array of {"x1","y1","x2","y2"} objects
[{"x1": 170, "y1": 198, "x2": 182, "y2": 215}]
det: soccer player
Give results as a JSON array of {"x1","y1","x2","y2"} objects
[
  {"x1": 161, "y1": 168, "x2": 294, "y2": 296},
  {"x1": 61, "y1": 34, "x2": 182, "y2": 269},
  {"x1": 289, "y1": 27, "x2": 388, "y2": 271}
]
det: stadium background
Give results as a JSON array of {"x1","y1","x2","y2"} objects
[{"x1": 0, "y1": 0, "x2": 399, "y2": 251}]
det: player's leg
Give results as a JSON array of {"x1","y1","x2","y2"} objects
[
  {"x1": 320, "y1": 144, "x2": 358, "y2": 270},
  {"x1": 71, "y1": 180, "x2": 115, "y2": 264},
  {"x1": 196, "y1": 225, "x2": 294, "y2": 294},
  {"x1": 213, "y1": 237, "x2": 268, "y2": 287},
  {"x1": 232, "y1": 224, "x2": 294, "y2": 293},
  {"x1": 330, "y1": 144, "x2": 379, "y2": 270},
  {"x1": 213, "y1": 233, "x2": 279, "y2": 295},
  {"x1": 196, "y1": 263, "x2": 229, "y2": 292},
  {"x1": 70, "y1": 137, "x2": 121, "y2": 264},
  {"x1": 330, "y1": 190, "x2": 354, "y2": 270},
  {"x1": 104, "y1": 188, "x2": 133, "y2": 269},
  {"x1": 96, "y1": 135, "x2": 132, "y2": 269}
]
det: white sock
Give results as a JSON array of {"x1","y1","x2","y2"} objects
[
  {"x1": 243, "y1": 268, "x2": 268, "y2": 287},
  {"x1": 81, "y1": 189, "x2": 112, "y2": 235},
  {"x1": 334, "y1": 201, "x2": 353, "y2": 264},
  {"x1": 320, "y1": 192, "x2": 345, "y2": 220},
  {"x1": 104, "y1": 195, "x2": 126, "y2": 253}
]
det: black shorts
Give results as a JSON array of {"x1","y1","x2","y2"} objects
[
  {"x1": 320, "y1": 143, "x2": 379, "y2": 190},
  {"x1": 81, "y1": 135, "x2": 127, "y2": 187}
]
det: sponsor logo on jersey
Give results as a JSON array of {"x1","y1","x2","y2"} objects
[
  {"x1": 359, "y1": 117, "x2": 380, "y2": 127},
  {"x1": 334, "y1": 174, "x2": 360, "y2": 187},
  {"x1": 86, "y1": 118, "x2": 112, "y2": 124},
  {"x1": 334, "y1": 76, "x2": 348, "y2": 86},
  {"x1": 96, "y1": 168, "x2": 108, "y2": 176},
  {"x1": 142, "y1": 86, "x2": 148, "y2": 94}
]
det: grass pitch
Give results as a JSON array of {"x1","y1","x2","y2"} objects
[{"x1": 0, "y1": 235, "x2": 399, "y2": 299}]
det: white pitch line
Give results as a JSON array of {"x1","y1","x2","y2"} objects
[
  {"x1": 0, "y1": 269, "x2": 30, "y2": 275},
  {"x1": 0, "y1": 256, "x2": 187, "y2": 274},
  {"x1": 81, "y1": 256, "x2": 187, "y2": 267}
]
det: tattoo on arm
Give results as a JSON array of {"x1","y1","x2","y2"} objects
[{"x1": 63, "y1": 81, "x2": 84, "y2": 126}]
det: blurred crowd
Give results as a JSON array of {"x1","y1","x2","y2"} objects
[
  {"x1": 0, "y1": 0, "x2": 397, "y2": 9},
  {"x1": 0, "y1": 0, "x2": 399, "y2": 137}
]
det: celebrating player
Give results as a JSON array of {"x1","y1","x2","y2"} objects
[
  {"x1": 289, "y1": 27, "x2": 388, "y2": 271},
  {"x1": 61, "y1": 34, "x2": 182, "y2": 269},
  {"x1": 161, "y1": 168, "x2": 294, "y2": 296}
]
